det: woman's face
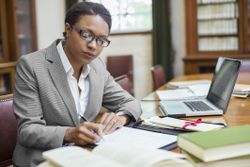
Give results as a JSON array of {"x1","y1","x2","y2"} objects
[{"x1": 64, "y1": 15, "x2": 109, "y2": 66}]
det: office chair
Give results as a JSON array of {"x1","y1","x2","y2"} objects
[
  {"x1": 0, "y1": 94, "x2": 17, "y2": 167},
  {"x1": 151, "y1": 65, "x2": 166, "y2": 90},
  {"x1": 115, "y1": 75, "x2": 134, "y2": 96}
]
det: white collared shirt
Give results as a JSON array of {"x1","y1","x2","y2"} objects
[{"x1": 57, "y1": 41, "x2": 90, "y2": 119}]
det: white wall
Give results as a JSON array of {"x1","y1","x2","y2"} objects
[
  {"x1": 35, "y1": 1, "x2": 153, "y2": 100},
  {"x1": 35, "y1": 0, "x2": 65, "y2": 49},
  {"x1": 170, "y1": 0, "x2": 186, "y2": 76},
  {"x1": 99, "y1": 34, "x2": 153, "y2": 100}
]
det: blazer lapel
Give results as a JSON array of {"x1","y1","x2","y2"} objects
[
  {"x1": 46, "y1": 40, "x2": 79, "y2": 126},
  {"x1": 84, "y1": 65, "x2": 101, "y2": 121}
]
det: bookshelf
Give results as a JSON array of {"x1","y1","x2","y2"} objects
[
  {"x1": 184, "y1": 0, "x2": 250, "y2": 74},
  {"x1": 0, "y1": 0, "x2": 37, "y2": 95},
  {"x1": 0, "y1": 62, "x2": 16, "y2": 95}
]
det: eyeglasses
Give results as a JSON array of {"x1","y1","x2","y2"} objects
[{"x1": 72, "y1": 26, "x2": 110, "y2": 47}]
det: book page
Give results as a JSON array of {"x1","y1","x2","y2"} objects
[
  {"x1": 167, "y1": 80, "x2": 211, "y2": 89},
  {"x1": 147, "y1": 116, "x2": 224, "y2": 132},
  {"x1": 97, "y1": 127, "x2": 177, "y2": 149},
  {"x1": 42, "y1": 146, "x2": 124, "y2": 167},
  {"x1": 93, "y1": 143, "x2": 186, "y2": 167}
]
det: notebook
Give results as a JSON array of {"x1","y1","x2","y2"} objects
[{"x1": 160, "y1": 57, "x2": 241, "y2": 117}]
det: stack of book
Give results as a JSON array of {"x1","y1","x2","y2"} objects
[
  {"x1": 233, "y1": 84, "x2": 250, "y2": 98},
  {"x1": 177, "y1": 125, "x2": 250, "y2": 167}
]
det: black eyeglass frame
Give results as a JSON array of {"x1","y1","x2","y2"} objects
[{"x1": 72, "y1": 26, "x2": 110, "y2": 47}]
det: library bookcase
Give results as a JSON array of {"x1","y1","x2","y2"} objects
[
  {"x1": 0, "y1": 0, "x2": 37, "y2": 95},
  {"x1": 184, "y1": 0, "x2": 250, "y2": 74}
]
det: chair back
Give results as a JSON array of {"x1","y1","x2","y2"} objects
[
  {"x1": 115, "y1": 75, "x2": 133, "y2": 96},
  {"x1": 151, "y1": 65, "x2": 166, "y2": 90},
  {"x1": 240, "y1": 60, "x2": 250, "y2": 72},
  {"x1": 106, "y1": 55, "x2": 133, "y2": 82},
  {"x1": 0, "y1": 94, "x2": 17, "y2": 167},
  {"x1": 107, "y1": 55, "x2": 134, "y2": 95}
]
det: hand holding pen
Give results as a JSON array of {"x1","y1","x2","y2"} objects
[{"x1": 64, "y1": 122, "x2": 104, "y2": 146}]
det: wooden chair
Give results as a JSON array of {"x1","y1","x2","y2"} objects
[
  {"x1": 240, "y1": 60, "x2": 250, "y2": 72},
  {"x1": 0, "y1": 94, "x2": 17, "y2": 167},
  {"x1": 151, "y1": 65, "x2": 166, "y2": 90},
  {"x1": 115, "y1": 75, "x2": 134, "y2": 96}
]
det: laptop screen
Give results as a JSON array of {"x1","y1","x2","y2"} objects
[{"x1": 207, "y1": 57, "x2": 241, "y2": 111}]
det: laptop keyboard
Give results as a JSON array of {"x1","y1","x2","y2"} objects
[{"x1": 184, "y1": 101, "x2": 214, "y2": 111}]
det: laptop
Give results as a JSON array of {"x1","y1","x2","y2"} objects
[{"x1": 160, "y1": 57, "x2": 242, "y2": 117}]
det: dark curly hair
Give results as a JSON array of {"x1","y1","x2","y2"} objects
[{"x1": 63, "y1": 2, "x2": 112, "y2": 37}]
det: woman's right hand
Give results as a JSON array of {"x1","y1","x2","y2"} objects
[{"x1": 64, "y1": 122, "x2": 103, "y2": 145}]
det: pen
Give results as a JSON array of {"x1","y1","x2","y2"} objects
[{"x1": 79, "y1": 114, "x2": 105, "y2": 141}]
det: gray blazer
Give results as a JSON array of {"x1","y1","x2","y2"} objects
[{"x1": 13, "y1": 39, "x2": 142, "y2": 167}]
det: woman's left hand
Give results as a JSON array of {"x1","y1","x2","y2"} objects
[{"x1": 99, "y1": 112, "x2": 130, "y2": 134}]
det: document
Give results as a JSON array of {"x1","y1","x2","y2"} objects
[
  {"x1": 97, "y1": 126, "x2": 177, "y2": 149},
  {"x1": 233, "y1": 84, "x2": 250, "y2": 98},
  {"x1": 156, "y1": 82, "x2": 210, "y2": 100},
  {"x1": 188, "y1": 83, "x2": 210, "y2": 96},
  {"x1": 167, "y1": 80, "x2": 211, "y2": 89},
  {"x1": 156, "y1": 89, "x2": 197, "y2": 100}
]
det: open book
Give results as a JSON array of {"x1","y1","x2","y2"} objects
[
  {"x1": 41, "y1": 144, "x2": 193, "y2": 167},
  {"x1": 144, "y1": 116, "x2": 224, "y2": 132}
]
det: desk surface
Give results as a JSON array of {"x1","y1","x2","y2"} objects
[{"x1": 141, "y1": 72, "x2": 250, "y2": 127}]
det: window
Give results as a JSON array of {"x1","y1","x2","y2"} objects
[{"x1": 86, "y1": 0, "x2": 152, "y2": 33}]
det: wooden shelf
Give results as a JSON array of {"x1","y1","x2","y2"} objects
[
  {"x1": 0, "y1": 0, "x2": 37, "y2": 94},
  {"x1": 0, "y1": 62, "x2": 16, "y2": 95},
  {"x1": 197, "y1": 0, "x2": 237, "y2": 5},
  {"x1": 198, "y1": 33, "x2": 238, "y2": 37},
  {"x1": 198, "y1": 17, "x2": 238, "y2": 21},
  {"x1": 184, "y1": 0, "x2": 250, "y2": 74}
]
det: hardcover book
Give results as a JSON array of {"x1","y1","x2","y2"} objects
[
  {"x1": 183, "y1": 151, "x2": 250, "y2": 167},
  {"x1": 177, "y1": 125, "x2": 250, "y2": 162}
]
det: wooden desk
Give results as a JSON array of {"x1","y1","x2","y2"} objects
[{"x1": 141, "y1": 72, "x2": 250, "y2": 127}]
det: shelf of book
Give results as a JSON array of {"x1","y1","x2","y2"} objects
[
  {"x1": 184, "y1": 0, "x2": 250, "y2": 74},
  {"x1": 0, "y1": 0, "x2": 37, "y2": 94},
  {"x1": 0, "y1": 62, "x2": 16, "y2": 95},
  {"x1": 196, "y1": 0, "x2": 239, "y2": 52},
  {"x1": 197, "y1": 0, "x2": 237, "y2": 5}
]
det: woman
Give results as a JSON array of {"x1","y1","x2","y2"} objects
[{"x1": 13, "y1": 2, "x2": 141, "y2": 166}]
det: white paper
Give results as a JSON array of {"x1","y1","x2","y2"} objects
[
  {"x1": 156, "y1": 89, "x2": 201, "y2": 100},
  {"x1": 97, "y1": 127, "x2": 177, "y2": 149},
  {"x1": 234, "y1": 84, "x2": 250, "y2": 92},
  {"x1": 188, "y1": 83, "x2": 210, "y2": 97},
  {"x1": 167, "y1": 80, "x2": 211, "y2": 89}
]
